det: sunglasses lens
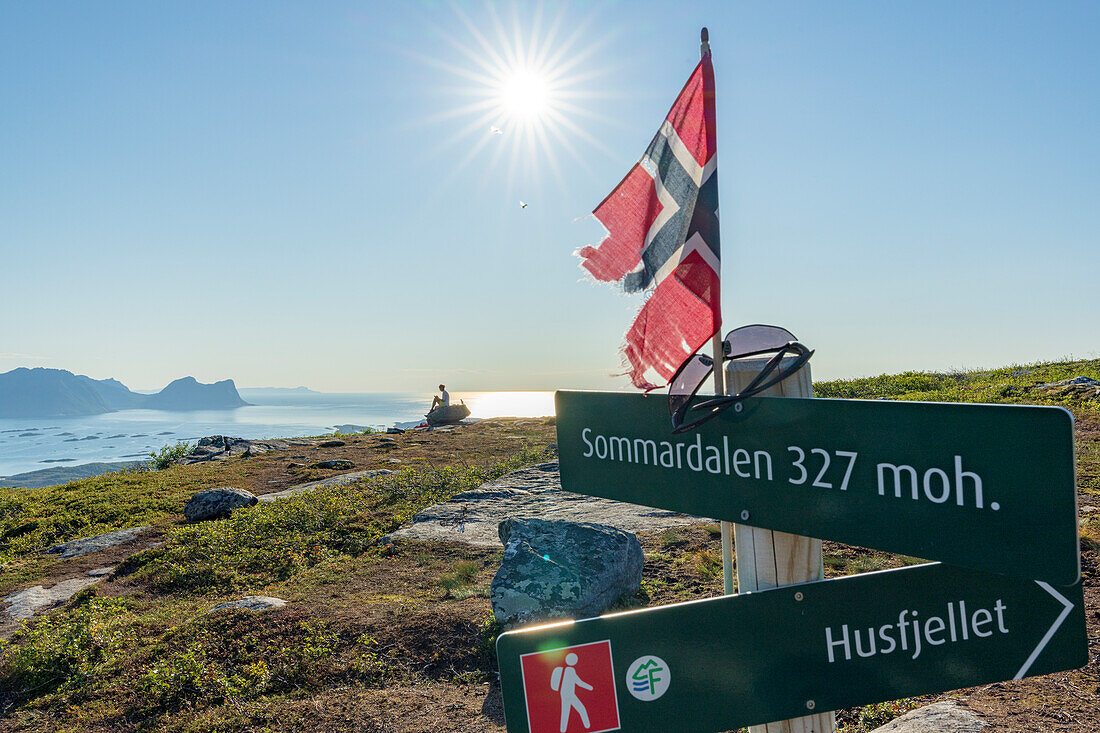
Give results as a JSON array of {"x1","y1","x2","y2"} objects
[
  {"x1": 668, "y1": 354, "x2": 713, "y2": 417},
  {"x1": 723, "y1": 325, "x2": 798, "y2": 359}
]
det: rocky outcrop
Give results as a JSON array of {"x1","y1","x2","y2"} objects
[
  {"x1": 490, "y1": 518, "x2": 643, "y2": 627},
  {"x1": 1036, "y1": 376, "x2": 1100, "y2": 399},
  {"x1": 3, "y1": 577, "x2": 104, "y2": 621},
  {"x1": 871, "y1": 701, "x2": 986, "y2": 732},
  {"x1": 184, "y1": 487, "x2": 257, "y2": 521},
  {"x1": 209, "y1": 596, "x2": 287, "y2": 612},
  {"x1": 180, "y1": 436, "x2": 290, "y2": 465},
  {"x1": 391, "y1": 462, "x2": 705, "y2": 546},
  {"x1": 44, "y1": 526, "x2": 151, "y2": 559},
  {"x1": 310, "y1": 460, "x2": 354, "y2": 470}
]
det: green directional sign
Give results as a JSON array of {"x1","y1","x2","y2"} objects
[
  {"x1": 555, "y1": 391, "x2": 1079, "y2": 584},
  {"x1": 498, "y1": 562, "x2": 1087, "y2": 733}
]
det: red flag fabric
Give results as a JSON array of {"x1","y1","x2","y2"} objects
[{"x1": 578, "y1": 54, "x2": 720, "y2": 390}]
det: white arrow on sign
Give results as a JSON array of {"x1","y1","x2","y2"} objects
[{"x1": 1013, "y1": 581, "x2": 1076, "y2": 680}]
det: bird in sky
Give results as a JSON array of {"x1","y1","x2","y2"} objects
[
  {"x1": 490, "y1": 125, "x2": 503, "y2": 135},
  {"x1": 519, "y1": 201, "x2": 528, "y2": 209}
]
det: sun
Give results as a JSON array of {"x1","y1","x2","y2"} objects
[
  {"x1": 498, "y1": 68, "x2": 551, "y2": 120},
  {"x1": 412, "y1": 3, "x2": 615, "y2": 195}
]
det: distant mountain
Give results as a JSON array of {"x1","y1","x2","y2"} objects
[
  {"x1": 0, "y1": 368, "x2": 251, "y2": 418},
  {"x1": 0, "y1": 368, "x2": 113, "y2": 417},
  {"x1": 77, "y1": 375, "x2": 145, "y2": 409},
  {"x1": 239, "y1": 386, "x2": 320, "y2": 396},
  {"x1": 145, "y1": 377, "x2": 250, "y2": 410}
]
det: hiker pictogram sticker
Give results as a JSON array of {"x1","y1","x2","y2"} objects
[{"x1": 519, "y1": 640, "x2": 620, "y2": 733}]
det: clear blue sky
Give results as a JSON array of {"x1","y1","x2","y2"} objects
[{"x1": 2, "y1": 1, "x2": 1097, "y2": 392}]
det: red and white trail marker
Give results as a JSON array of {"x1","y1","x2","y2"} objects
[{"x1": 519, "y1": 639, "x2": 621, "y2": 733}]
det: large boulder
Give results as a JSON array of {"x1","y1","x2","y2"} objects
[
  {"x1": 871, "y1": 701, "x2": 986, "y2": 732},
  {"x1": 490, "y1": 518, "x2": 643, "y2": 627},
  {"x1": 184, "y1": 487, "x2": 257, "y2": 522}
]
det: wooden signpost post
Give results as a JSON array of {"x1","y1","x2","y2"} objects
[
  {"x1": 495, "y1": 387, "x2": 1086, "y2": 733},
  {"x1": 727, "y1": 360, "x2": 834, "y2": 733}
]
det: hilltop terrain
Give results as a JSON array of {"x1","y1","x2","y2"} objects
[
  {"x1": 0, "y1": 368, "x2": 249, "y2": 417},
  {"x1": 0, "y1": 359, "x2": 1097, "y2": 732}
]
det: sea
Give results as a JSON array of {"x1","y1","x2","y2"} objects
[{"x1": 0, "y1": 390, "x2": 556, "y2": 480}]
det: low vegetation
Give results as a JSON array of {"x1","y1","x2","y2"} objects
[
  {"x1": 814, "y1": 358, "x2": 1100, "y2": 413},
  {"x1": 0, "y1": 363, "x2": 1097, "y2": 731},
  {"x1": 127, "y1": 449, "x2": 550, "y2": 595}
]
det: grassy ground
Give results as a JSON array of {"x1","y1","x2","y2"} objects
[{"x1": 1, "y1": 361, "x2": 1098, "y2": 732}]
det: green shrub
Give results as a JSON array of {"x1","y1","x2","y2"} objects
[
  {"x1": 150, "y1": 442, "x2": 193, "y2": 470},
  {"x1": 438, "y1": 560, "x2": 482, "y2": 597},
  {"x1": 137, "y1": 611, "x2": 354, "y2": 712},
  {"x1": 692, "y1": 548, "x2": 723, "y2": 577},
  {"x1": 839, "y1": 698, "x2": 920, "y2": 731},
  {"x1": 0, "y1": 597, "x2": 132, "y2": 697}
]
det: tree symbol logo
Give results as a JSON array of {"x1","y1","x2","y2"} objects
[{"x1": 625, "y1": 655, "x2": 671, "y2": 701}]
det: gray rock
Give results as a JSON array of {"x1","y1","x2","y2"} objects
[
  {"x1": 318, "y1": 440, "x2": 346, "y2": 448},
  {"x1": 259, "y1": 469, "x2": 394, "y2": 502},
  {"x1": 376, "y1": 436, "x2": 397, "y2": 444},
  {"x1": 386, "y1": 427, "x2": 404, "y2": 434},
  {"x1": 44, "y1": 526, "x2": 151, "y2": 558},
  {"x1": 179, "y1": 436, "x2": 290, "y2": 465},
  {"x1": 872, "y1": 701, "x2": 985, "y2": 732},
  {"x1": 310, "y1": 459, "x2": 354, "y2": 470},
  {"x1": 490, "y1": 517, "x2": 643, "y2": 627},
  {"x1": 184, "y1": 487, "x2": 257, "y2": 521},
  {"x1": 87, "y1": 566, "x2": 115, "y2": 577},
  {"x1": 3, "y1": 577, "x2": 103, "y2": 620},
  {"x1": 391, "y1": 462, "x2": 706, "y2": 546},
  {"x1": 1037, "y1": 375, "x2": 1100, "y2": 388},
  {"x1": 209, "y1": 596, "x2": 287, "y2": 612},
  {"x1": 1036, "y1": 376, "x2": 1100, "y2": 398}
]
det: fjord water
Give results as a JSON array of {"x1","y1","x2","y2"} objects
[{"x1": 0, "y1": 391, "x2": 555, "y2": 478}]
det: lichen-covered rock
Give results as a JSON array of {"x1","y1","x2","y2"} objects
[
  {"x1": 490, "y1": 518, "x2": 643, "y2": 627},
  {"x1": 184, "y1": 487, "x2": 257, "y2": 522},
  {"x1": 43, "y1": 526, "x2": 150, "y2": 558},
  {"x1": 871, "y1": 701, "x2": 986, "y2": 732},
  {"x1": 3, "y1": 578, "x2": 104, "y2": 621},
  {"x1": 310, "y1": 459, "x2": 354, "y2": 470},
  {"x1": 209, "y1": 596, "x2": 287, "y2": 613}
]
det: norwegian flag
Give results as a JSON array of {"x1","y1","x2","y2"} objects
[{"x1": 578, "y1": 50, "x2": 720, "y2": 390}]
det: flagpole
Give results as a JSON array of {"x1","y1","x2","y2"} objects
[{"x1": 702, "y1": 27, "x2": 735, "y2": 597}]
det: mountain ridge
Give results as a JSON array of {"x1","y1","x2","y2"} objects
[{"x1": 0, "y1": 368, "x2": 251, "y2": 418}]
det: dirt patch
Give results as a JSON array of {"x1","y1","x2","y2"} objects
[{"x1": 242, "y1": 420, "x2": 556, "y2": 498}]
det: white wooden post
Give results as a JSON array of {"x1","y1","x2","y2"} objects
[
  {"x1": 712, "y1": 337, "x2": 736, "y2": 595},
  {"x1": 727, "y1": 358, "x2": 837, "y2": 733}
]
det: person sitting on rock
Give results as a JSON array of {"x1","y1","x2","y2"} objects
[{"x1": 430, "y1": 384, "x2": 450, "y2": 412}]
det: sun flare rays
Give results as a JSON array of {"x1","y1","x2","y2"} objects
[{"x1": 412, "y1": 2, "x2": 618, "y2": 198}]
